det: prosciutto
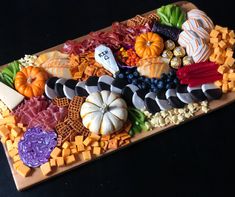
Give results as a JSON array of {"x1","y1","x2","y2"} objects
[
  {"x1": 13, "y1": 96, "x2": 67, "y2": 131},
  {"x1": 62, "y1": 22, "x2": 151, "y2": 55}
]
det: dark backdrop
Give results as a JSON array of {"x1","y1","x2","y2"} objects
[{"x1": 0, "y1": 0, "x2": 233, "y2": 196}]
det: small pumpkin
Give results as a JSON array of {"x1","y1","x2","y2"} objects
[
  {"x1": 135, "y1": 32, "x2": 164, "y2": 58},
  {"x1": 14, "y1": 66, "x2": 48, "y2": 98},
  {"x1": 80, "y1": 90, "x2": 128, "y2": 135}
]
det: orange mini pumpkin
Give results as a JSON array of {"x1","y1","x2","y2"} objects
[
  {"x1": 14, "y1": 66, "x2": 48, "y2": 98},
  {"x1": 135, "y1": 32, "x2": 164, "y2": 58}
]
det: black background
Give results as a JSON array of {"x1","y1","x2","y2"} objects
[{"x1": 0, "y1": 0, "x2": 233, "y2": 196}]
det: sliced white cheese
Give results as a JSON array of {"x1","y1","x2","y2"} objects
[{"x1": 0, "y1": 82, "x2": 24, "y2": 110}]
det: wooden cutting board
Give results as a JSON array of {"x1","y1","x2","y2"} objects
[{"x1": 0, "y1": 1, "x2": 232, "y2": 191}]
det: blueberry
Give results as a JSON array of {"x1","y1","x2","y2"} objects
[
  {"x1": 127, "y1": 79, "x2": 132, "y2": 84},
  {"x1": 152, "y1": 88, "x2": 159, "y2": 93},
  {"x1": 166, "y1": 77, "x2": 172, "y2": 83},
  {"x1": 157, "y1": 80, "x2": 164, "y2": 89},
  {"x1": 169, "y1": 70, "x2": 176, "y2": 76},
  {"x1": 139, "y1": 76, "x2": 145, "y2": 81},
  {"x1": 153, "y1": 79, "x2": 158, "y2": 85},
  {"x1": 173, "y1": 78, "x2": 179, "y2": 85},
  {"x1": 133, "y1": 71, "x2": 139, "y2": 77},
  {"x1": 127, "y1": 74, "x2": 134, "y2": 79},
  {"x1": 132, "y1": 79, "x2": 137, "y2": 85},
  {"x1": 141, "y1": 83, "x2": 146, "y2": 89},
  {"x1": 160, "y1": 73, "x2": 167, "y2": 80},
  {"x1": 144, "y1": 78, "x2": 151, "y2": 84},
  {"x1": 118, "y1": 73, "x2": 125, "y2": 79}
]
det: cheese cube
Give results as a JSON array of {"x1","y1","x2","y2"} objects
[
  {"x1": 13, "y1": 154, "x2": 21, "y2": 162},
  {"x1": 222, "y1": 32, "x2": 228, "y2": 40},
  {"x1": 9, "y1": 148, "x2": 18, "y2": 158},
  {"x1": 0, "y1": 116, "x2": 16, "y2": 126},
  {"x1": 62, "y1": 148, "x2": 71, "y2": 157},
  {"x1": 0, "y1": 126, "x2": 10, "y2": 137},
  {"x1": 1, "y1": 136, "x2": 8, "y2": 144},
  {"x1": 90, "y1": 133, "x2": 100, "y2": 141},
  {"x1": 210, "y1": 37, "x2": 219, "y2": 43},
  {"x1": 62, "y1": 141, "x2": 70, "y2": 149},
  {"x1": 225, "y1": 57, "x2": 235, "y2": 67},
  {"x1": 229, "y1": 38, "x2": 235, "y2": 45},
  {"x1": 223, "y1": 73, "x2": 229, "y2": 80},
  {"x1": 2, "y1": 109, "x2": 10, "y2": 117},
  {"x1": 226, "y1": 49, "x2": 233, "y2": 57},
  {"x1": 228, "y1": 81, "x2": 235, "y2": 90},
  {"x1": 77, "y1": 144, "x2": 85, "y2": 152},
  {"x1": 83, "y1": 137, "x2": 92, "y2": 146},
  {"x1": 11, "y1": 127, "x2": 22, "y2": 137},
  {"x1": 215, "y1": 54, "x2": 225, "y2": 64},
  {"x1": 50, "y1": 159, "x2": 57, "y2": 167},
  {"x1": 222, "y1": 83, "x2": 228, "y2": 93},
  {"x1": 69, "y1": 142, "x2": 76, "y2": 149},
  {"x1": 56, "y1": 157, "x2": 65, "y2": 167},
  {"x1": 229, "y1": 30, "x2": 235, "y2": 38},
  {"x1": 217, "y1": 65, "x2": 229, "y2": 74},
  {"x1": 40, "y1": 162, "x2": 52, "y2": 176},
  {"x1": 214, "y1": 47, "x2": 222, "y2": 55},
  {"x1": 9, "y1": 133, "x2": 15, "y2": 141},
  {"x1": 50, "y1": 147, "x2": 62, "y2": 158},
  {"x1": 17, "y1": 123, "x2": 24, "y2": 128},
  {"x1": 218, "y1": 40, "x2": 227, "y2": 49},
  {"x1": 82, "y1": 151, "x2": 91, "y2": 161},
  {"x1": 65, "y1": 155, "x2": 76, "y2": 165},
  {"x1": 214, "y1": 80, "x2": 223, "y2": 87},
  {"x1": 85, "y1": 146, "x2": 92, "y2": 151},
  {"x1": 209, "y1": 53, "x2": 217, "y2": 62},
  {"x1": 13, "y1": 160, "x2": 24, "y2": 170},
  {"x1": 75, "y1": 135, "x2": 83, "y2": 145},
  {"x1": 93, "y1": 147, "x2": 101, "y2": 156},
  {"x1": 13, "y1": 137, "x2": 21, "y2": 148},
  {"x1": 16, "y1": 164, "x2": 31, "y2": 177},
  {"x1": 210, "y1": 29, "x2": 220, "y2": 38},
  {"x1": 71, "y1": 148, "x2": 78, "y2": 154},
  {"x1": 6, "y1": 140, "x2": 13, "y2": 151},
  {"x1": 91, "y1": 141, "x2": 99, "y2": 147}
]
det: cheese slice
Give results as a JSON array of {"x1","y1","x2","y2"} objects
[{"x1": 0, "y1": 82, "x2": 24, "y2": 110}]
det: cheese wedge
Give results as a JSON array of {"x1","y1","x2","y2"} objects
[{"x1": 0, "y1": 82, "x2": 24, "y2": 110}]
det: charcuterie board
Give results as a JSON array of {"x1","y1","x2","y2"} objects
[{"x1": 0, "y1": 1, "x2": 234, "y2": 191}]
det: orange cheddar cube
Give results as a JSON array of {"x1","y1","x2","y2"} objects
[
  {"x1": 11, "y1": 127, "x2": 22, "y2": 137},
  {"x1": 0, "y1": 116, "x2": 16, "y2": 126},
  {"x1": 13, "y1": 137, "x2": 21, "y2": 148},
  {"x1": 225, "y1": 57, "x2": 235, "y2": 67},
  {"x1": 65, "y1": 154, "x2": 76, "y2": 165},
  {"x1": 0, "y1": 126, "x2": 10, "y2": 137},
  {"x1": 62, "y1": 148, "x2": 71, "y2": 157},
  {"x1": 210, "y1": 29, "x2": 220, "y2": 38},
  {"x1": 82, "y1": 150, "x2": 92, "y2": 161},
  {"x1": 75, "y1": 135, "x2": 83, "y2": 145},
  {"x1": 222, "y1": 83, "x2": 228, "y2": 93},
  {"x1": 217, "y1": 65, "x2": 228, "y2": 74},
  {"x1": 13, "y1": 154, "x2": 21, "y2": 162},
  {"x1": 91, "y1": 141, "x2": 99, "y2": 147},
  {"x1": 228, "y1": 81, "x2": 235, "y2": 90},
  {"x1": 222, "y1": 32, "x2": 228, "y2": 40},
  {"x1": 71, "y1": 148, "x2": 78, "y2": 154},
  {"x1": 229, "y1": 38, "x2": 235, "y2": 45},
  {"x1": 85, "y1": 146, "x2": 92, "y2": 151},
  {"x1": 210, "y1": 37, "x2": 219, "y2": 44},
  {"x1": 215, "y1": 54, "x2": 225, "y2": 64},
  {"x1": 223, "y1": 73, "x2": 229, "y2": 80},
  {"x1": 83, "y1": 137, "x2": 92, "y2": 146},
  {"x1": 209, "y1": 53, "x2": 217, "y2": 62},
  {"x1": 93, "y1": 147, "x2": 101, "y2": 156},
  {"x1": 1, "y1": 136, "x2": 8, "y2": 144},
  {"x1": 56, "y1": 157, "x2": 65, "y2": 167},
  {"x1": 77, "y1": 144, "x2": 85, "y2": 152},
  {"x1": 69, "y1": 142, "x2": 76, "y2": 149},
  {"x1": 218, "y1": 40, "x2": 227, "y2": 49},
  {"x1": 50, "y1": 159, "x2": 57, "y2": 167},
  {"x1": 101, "y1": 135, "x2": 110, "y2": 141},
  {"x1": 9, "y1": 148, "x2": 18, "y2": 158},
  {"x1": 226, "y1": 49, "x2": 233, "y2": 57},
  {"x1": 6, "y1": 140, "x2": 13, "y2": 151},
  {"x1": 62, "y1": 141, "x2": 70, "y2": 149},
  {"x1": 214, "y1": 80, "x2": 223, "y2": 87},
  {"x1": 50, "y1": 147, "x2": 62, "y2": 159},
  {"x1": 16, "y1": 164, "x2": 31, "y2": 177},
  {"x1": 2, "y1": 109, "x2": 10, "y2": 117},
  {"x1": 214, "y1": 47, "x2": 222, "y2": 55},
  {"x1": 13, "y1": 160, "x2": 24, "y2": 170},
  {"x1": 90, "y1": 133, "x2": 100, "y2": 141},
  {"x1": 229, "y1": 30, "x2": 235, "y2": 38},
  {"x1": 40, "y1": 162, "x2": 52, "y2": 176}
]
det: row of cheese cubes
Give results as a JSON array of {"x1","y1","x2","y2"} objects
[
  {"x1": 0, "y1": 101, "x2": 30, "y2": 177},
  {"x1": 210, "y1": 25, "x2": 235, "y2": 67},
  {"x1": 44, "y1": 130, "x2": 131, "y2": 176}
]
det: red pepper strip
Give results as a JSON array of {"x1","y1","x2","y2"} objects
[
  {"x1": 188, "y1": 74, "x2": 222, "y2": 87},
  {"x1": 182, "y1": 70, "x2": 220, "y2": 81},
  {"x1": 180, "y1": 72, "x2": 221, "y2": 84}
]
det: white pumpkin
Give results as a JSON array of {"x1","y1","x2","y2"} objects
[{"x1": 80, "y1": 90, "x2": 128, "y2": 135}]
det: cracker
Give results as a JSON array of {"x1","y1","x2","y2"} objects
[
  {"x1": 53, "y1": 97, "x2": 70, "y2": 107},
  {"x1": 68, "y1": 96, "x2": 85, "y2": 120}
]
